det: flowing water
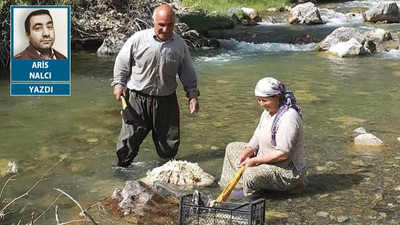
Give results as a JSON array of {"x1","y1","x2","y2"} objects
[{"x1": 1, "y1": 0, "x2": 400, "y2": 224}]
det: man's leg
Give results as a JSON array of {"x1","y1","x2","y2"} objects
[
  {"x1": 151, "y1": 92, "x2": 180, "y2": 159},
  {"x1": 115, "y1": 91, "x2": 150, "y2": 167}
]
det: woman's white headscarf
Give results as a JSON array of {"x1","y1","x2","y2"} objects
[
  {"x1": 254, "y1": 77, "x2": 281, "y2": 97},
  {"x1": 254, "y1": 77, "x2": 302, "y2": 146}
]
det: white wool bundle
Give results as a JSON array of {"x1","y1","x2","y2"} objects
[{"x1": 142, "y1": 160, "x2": 215, "y2": 187}]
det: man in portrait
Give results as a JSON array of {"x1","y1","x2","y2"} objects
[{"x1": 14, "y1": 9, "x2": 67, "y2": 60}]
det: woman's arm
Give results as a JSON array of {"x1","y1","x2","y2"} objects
[{"x1": 240, "y1": 149, "x2": 288, "y2": 167}]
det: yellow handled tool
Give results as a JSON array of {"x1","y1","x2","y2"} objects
[
  {"x1": 216, "y1": 166, "x2": 245, "y2": 203},
  {"x1": 121, "y1": 95, "x2": 127, "y2": 110}
]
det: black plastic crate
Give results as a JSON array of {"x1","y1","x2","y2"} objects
[{"x1": 178, "y1": 193, "x2": 265, "y2": 225}]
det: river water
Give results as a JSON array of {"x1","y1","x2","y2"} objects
[{"x1": 1, "y1": 0, "x2": 400, "y2": 224}]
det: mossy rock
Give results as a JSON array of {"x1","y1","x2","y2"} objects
[{"x1": 179, "y1": 14, "x2": 234, "y2": 35}]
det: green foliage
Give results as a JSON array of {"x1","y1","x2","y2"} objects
[
  {"x1": 180, "y1": 14, "x2": 234, "y2": 33},
  {"x1": 180, "y1": 0, "x2": 291, "y2": 12}
]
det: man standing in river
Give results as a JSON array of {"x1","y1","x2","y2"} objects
[{"x1": 111, "y1": 4, "x2": 200, "y2": 168}]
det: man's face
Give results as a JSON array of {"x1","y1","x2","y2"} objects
[
  {"x1": 26, "y1": 14, "x2": 55, "y2": 53},
  {"x1": 153, "y1": 10, "x2": 174, "y2": 41}
]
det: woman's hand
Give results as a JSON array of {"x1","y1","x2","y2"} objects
[
  {"x1": 236, "y1": 147, "x2": 254, "y2": 167},
  {"x1": 241, "y1": 157, "x2": 259, "y2": 167}
]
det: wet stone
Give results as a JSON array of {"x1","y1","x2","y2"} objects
[
  {"x1": 375, "y1": 193, "x2": 384, "y2": 201},
  {"x1": 316, "y1": 211, "x2": 329, "y2": 217},
  {"x1": 351, "y1": 159, "x2": 368, "y2": 167},
  {"x1": 108, "y1": 180, "x2": 177, "y2": 219},
  {"x1": 396, "y1": 195, "x2": 400, "y2": 204},
  {"x1": 86, "y1": 138, "x2": 99, "y2": 144},
  {"x1": 318, "y1": 193, "x2": 330, "y2": 198},
  {"x1": 377, "y1": 212, "x2": 387, "y2": 220},
  {"x1": 337, "y1": 215, "x2": 350, "y2": 223},
  {"x1": 210, "y1": 145, "x2": 219, "y2": 150},
  {"x1": 266, "y1": 210, "x2": 289, "y2": 219}
]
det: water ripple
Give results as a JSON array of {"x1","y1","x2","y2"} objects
[
  {"x1": 196, "y1": 39, "x2": 316, "y2": 64},
  {"x1": 320, "y1": 9, "x2": 364, "y2": 26},
  {"x1": 377, "y1": 49, "x2": 400, "y2": 59}
]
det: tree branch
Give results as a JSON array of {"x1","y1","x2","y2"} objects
[
  {"x1": 33, "y1": 194, "x2": 62, "y2": 224},
  {"x1": 0, "y1": 158, "x2": 65, "y2": 219},
  {"x1": 0, "y1": 174, "x2": 16, "y2": 199},
  {"x1": 53, "y1": 188, "x2": 99, "y2": 225}
]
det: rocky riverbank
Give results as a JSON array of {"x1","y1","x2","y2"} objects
[{"x1": 71, "y1": 0, "x2": 223, "y2": 54}]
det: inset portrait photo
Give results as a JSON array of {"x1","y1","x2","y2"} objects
[{"x1": 12, "y1": 7, "x2": 69, "y2": 60}]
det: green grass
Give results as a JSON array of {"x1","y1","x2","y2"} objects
[
  {"x1": 178, "y1": 0, "x2": 291, "y2": 33},
  {"x1": 180, "y1": 0, "x2": 291, "y2": 13}
]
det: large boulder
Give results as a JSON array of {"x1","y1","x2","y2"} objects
[
  {"x1": 229, "y1": 7, "x2": 260, "y2": 26},
  {"x1": 241, "y1": 7, "x2": 262, "y2": 22},
  {"x1": 110, "y1": 180, "x2": 176, "y2": 216},
  {"x1": 328, "y1": 38, "x2": 369, "y2": 57},
  {"x1": 97, "y1": 32, "x2": 127, "y2": 55},
  {"x1": 365, "y1": 28, "x2": 393, "y2": 43},
  {"x1": 288, "y1": 2, "x2": 323, "y2": 25},
  {"x1": 316, "y1": 27, "x2": 376, "y2": 55},
  {"x1": 363, "y1": 1, "x2": 400, "y2": 23},
  {"x1": 106, "y1": 180, "x2": 178, "y2": 224}
]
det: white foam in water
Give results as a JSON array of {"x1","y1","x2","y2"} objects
[
  {"x1": 196, "y1": 39, "x2": 316, "y2": 64},
  {"x1": 258, "y1": 22, "x2": 286, "y2": 26},
  {"x1": 346, "y1": 0, "x2": 400, "y2": 8},
  {"x1": 380, "y1": 49, "x2": 400, "y2": 59},
  {"x1": 227, "y1": 40, "x2": 316, "y2": 52},
  {"x1": 319, "y1": 9, "x2": 364, "y2": 26},
  {"x1": 197, "y1": 53, "x2": 242, "y2": 63},
  {"x1": 131, "y1": 161, "x2": 147, "y2": 166}
]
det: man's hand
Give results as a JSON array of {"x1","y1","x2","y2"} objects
[
  {"x1": 189, "y1": 98, "x2": 199, "y2": 114},
  {"x1": 113, "y1": 86, "x2": 128, "y2": 100}
]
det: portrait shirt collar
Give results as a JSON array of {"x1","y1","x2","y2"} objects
[{"x1": 36, "y1": 48, "x2": 57, "y2": 60}]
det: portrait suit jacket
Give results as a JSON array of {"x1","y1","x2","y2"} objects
[{"x1": 14, "y1": 44, "x2": 67, "y2": 60}]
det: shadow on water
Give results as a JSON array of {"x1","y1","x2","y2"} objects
[
  {"x1": 248, "y1": 172, "x2": 365, "y2": 201},
  {"x1": 176, "y1": 149, "x2": 226, "y2": 163},
  {"x1": 304, "y1": 172, "x2": 364, "y2": 196}
]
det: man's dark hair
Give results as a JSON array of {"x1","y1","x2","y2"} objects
[{"x1": 24, "y1": 9, "x2": 53, "y2": 35}]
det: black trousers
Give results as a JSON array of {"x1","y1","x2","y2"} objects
[{"x1": 115, "y1": 90, "x2": 180, "y2": 167}]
